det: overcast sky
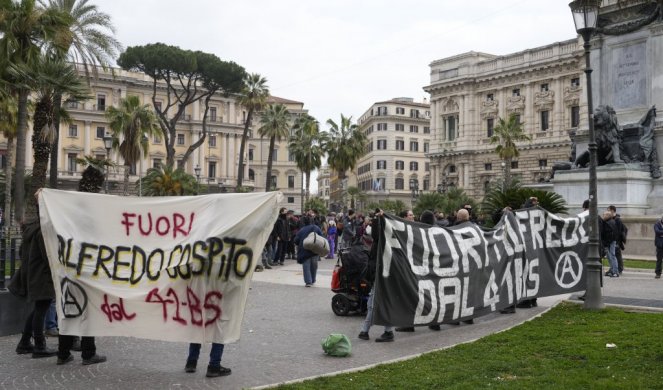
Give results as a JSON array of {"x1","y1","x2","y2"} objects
[{"x1": 101, "y1": 0, "x2": 579, "y2": 191}]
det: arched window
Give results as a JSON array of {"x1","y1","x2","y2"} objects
[{"x1": 248, "y1": 169, "x2": 255, "y2": 181}]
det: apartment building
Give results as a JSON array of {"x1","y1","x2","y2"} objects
[
  {"x1": 354, "y1": 98, "x2": 431, "y2": 208},
  {"x1": 424, "y1": 39, "x2": 584, "y2": 199},
  {"x1": 0, "y1": 65, "x2": 306, "y2": 212}
]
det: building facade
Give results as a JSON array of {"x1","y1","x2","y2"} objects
[
  {"x1": 424, "y1": 39, "x2": 585, "y2": 199},
  {"x1": 355, "y1": 98, "x2": 431, "y2": 208},
  {"x1": 0, "y1": 65, "x2": 306, "y2": 212},
  {"x1": 316, "y1": 165, "x2": 331, "y2": 204}
]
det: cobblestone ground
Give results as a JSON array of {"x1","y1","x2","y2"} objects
[{"x1": 0, "y1": 260, "x2": 658, "y2": 390}]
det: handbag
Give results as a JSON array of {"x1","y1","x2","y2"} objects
[{"x1": 303, "y1": 231, "x2": 330, "y2": 257}]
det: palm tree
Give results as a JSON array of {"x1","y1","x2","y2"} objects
[
  {"x1": 289, "y1": 113, "x2": 327, "y2": 203},
  {"x1": 39, "y1": 0, "x2": 122, "y2": 188},
  {"x1": 76, "y1": 155, "x2": 112, "y2": 193},
  {"x1": 0, "y1": 93, "x2": 17, "y2": 226},
  {"x1": 489, "y1": 114, "x2": 532, "y2": 188},
  {"x1": 0, "y1": 0, "x2": 72, "y2": 222},
  {"x1": 9, "y1": 58, "x2": 89, "y2": 217},
  {"x1": 139, "y1": 165, "x2": 197, "y2": 196},
  {"x1": 257, "y1": 104, "x2": 290, "y2": 191},
  {"x1": 236, "y1": 73, "x2": 269, "y2": 191},
  {"x1": 345, "y1": 186, "x2": 366, "y2": 210},
  {"x1": 106, "y1": 95, "x2": 160, "y2": 196},
  {"x1": 325, "y1": 114, "x2": 367, "y2": 181}
]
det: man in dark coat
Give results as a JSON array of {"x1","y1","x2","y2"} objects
[
  {"x1": 9, "y1": 218, "x2": 57, "y2": 358},
  {"x1": 272, "y1": 208, "x2": 290, "y2": 266},
  {"x1": 655, "y1": 215, "x2": 663, "y2": 279},
  {"x1": 293, "y1": 216, "x2": 324, "y2": 287}
]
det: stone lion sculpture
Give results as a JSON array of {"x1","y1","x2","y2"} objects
[{"x1": 575, "y1": 105, "x2": 624, "y2": 167}]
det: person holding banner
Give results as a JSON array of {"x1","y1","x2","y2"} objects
[{"x1": 185, "y1": 343, "x2": 231, "y2": 377}]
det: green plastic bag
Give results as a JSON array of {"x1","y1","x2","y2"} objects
[{"x1": 321, "y1": 333, "x2": 351, "y2": 357}]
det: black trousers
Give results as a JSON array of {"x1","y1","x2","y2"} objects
[
  {"x1": 22, "y1": 299, "x2": 51, "y2": 338},
  {"x1": 58, "y1": 335, "x2": 96, "y2": 360},
  {"x1": 655, "y1": 247, "x2": 663, "y2": 276},
  {"x1": 615, "y1": 245, "x2": 624, "y2": 273}
]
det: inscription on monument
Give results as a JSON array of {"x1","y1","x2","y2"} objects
[{"x1": 612, "y1": 43, "x2": 646, "y2": 109}]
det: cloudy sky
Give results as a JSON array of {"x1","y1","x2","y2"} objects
[{"x1": 101, "y1": 0, "x2": 579, "y2": 189}]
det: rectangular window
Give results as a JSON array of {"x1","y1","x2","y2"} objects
[
  {"x1": 410, "y1": 109, "x2": 419, "y2": 118},
  {"x1": 152, "y1": 158, "x2": 162, "y2": 169},
  {"x1": 486, "y1": 93, "x2": 494, "y2": 101},
  {"x1": 395, "y1": 140, "x2": 404, "y2": 150},
  {"x1": 514, "y1": 114, "x2": 521, "y2": 125},
  {"x1": 177, "y1": 133, "x2": 185, "y2": 145},
  {"x1": 424, "y1": 142, "x2": 429, "y2": 153},
  {"x1": 423, "y1": 179, "x2": 430, "y2": 191},
  {"x1": 541, "y1": 83, "x2": 549, "y2": 92},
  {"x1": 395, "y1": 123, "x2": 404, "y2": 131},
  {"x1": 423, "y1": 126, "x2": 430, "y2": 134},
  {"x1": 571, "y1": 77, "x2": 580, "y2": 87},
  {"x1": 377, "y1": 123, "x2": 388, "y2": 131},
  {"x1": 487, "y1": 118, "x2": 494, "y2": 137},
  {"x1": 97, "y1": 95, "x2": 106, "y2": 111},
  {"x1": 96, "y1": 126, "x2": 105, "y2": 139},
  {"x1": 69, "y1": 124, "x2": 78, "y2": 137},
  {"x1": 288, "y1": 151, "x2": 295, "y2": 162},
  {"x1": 511, "y1": 160, "x2": 519, "y2": 169},
  {"x1": 409, "y1": 161, "x2": 418, "y2": 171},
  {"x1": 377, "y1": 139, "x2": 387, "y2": 150},
  {"x1": 288, "y1": 175, "x2": 295, "y2": 188},
  {"x1": 272, "y1": 149, "x2": 278, "y2": 161},
  {"x1": 367, "y1": 141, "x2": 373, "y2": 152},
  {"x1": 377, "y1": 160, "x2": 387, "y2": 170},
  {"x1": 512, "y1": 88, "x2": 520, "y2": 97},
  {"x1": 425, "y1": 162, "x2": 430, "y2": 171},
  {"x1": 271, "y1": 175, "x2": 277, "y2": 189},
  {"x1": 395, "y1": 160, "x2": 404, "y2": 170},
  {"x1": 485, "y1": 163, "x2": 492, "y2": 171},
  {"x1": 571, "y1": 106, "x2": 580, "y2": 127},
  {"x1": 539, "y1": 159, "x2": 548, "y2": 168},
  {"x1": 410, "y1": 141, "x2": 419, "y2": 152},
  {"x1": 66, "y1": 100, "x2": 78, "y2": 109},
  {"x1": 541, "y1": 110, "x2": 550, "y2": 131},
  {"x1": 377, "y1": 106, "x2": 388, "y2": 116},
  {"x1": 409, "y1": 125, "x2": 419, "y2": 133},
  {"x1": 154, "y1": 101, "x2": 162, "y2": 112},
  {"x1": 396, "y1": 107, "x2": 405, "y2": 115},
  {"x1": 447, "y1": 116, "x2": 456, "y2": 140},
  {"x1": 210, "y1": 107, "x2": 217, "y2": 122},
  {"x1": 207, "y1": 162, "x2": 216, "y2": 178},
  {"x1": 395, "y1": 178, "x2": 404, "y2": 190},
  {"x1": 177, "y1": 160, "x2": 185, "y2": 170},
  {"x1": 209, "y1": 135, "x2": 217, "y2": 147},
  {"x1": 67, "y1": 153, "x2": 77, "y2": 173},
  {"x1": 287, "y1": 196, "x2": 294, "y2": 204}
]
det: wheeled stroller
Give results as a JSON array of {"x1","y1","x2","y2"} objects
[{"x1": 331, "y1": 244, "x2": 372, "y2": 316}]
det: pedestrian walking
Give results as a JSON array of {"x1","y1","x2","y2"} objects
[
  {"x1": 654, "y1": 215, "x2": 663, "y2": 279},
  {"x1": 185, "y1": 343, "x2": 231, "y2": 378},
  {"x1": 326, "y1": 220, "x2": 337, "y2": 259},
  {"x1": 601, "y1": 210, "x2": 619, "y2": 277},
  {"x1": 294, "y1": 216, "x2": 323, "y2": 287}
]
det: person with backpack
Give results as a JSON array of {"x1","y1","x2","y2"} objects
[{"x1": 600, "y1": 210, "x2": 619, "y2": 277}]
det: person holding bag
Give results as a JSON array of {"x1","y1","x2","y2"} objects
[{"x1": 294, "y1": 216, "x2": 324, "y2": 287}]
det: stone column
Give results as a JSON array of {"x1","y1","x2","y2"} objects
[
  {"x1": 553, "y1": 77, "x2": 564, "y2": 133},
  {"x1": 193, "y1": 100, "x2": 200, "y2": 121},
  {"x1": 84, "y1": 121, "x2": 91, "y2": 155}
]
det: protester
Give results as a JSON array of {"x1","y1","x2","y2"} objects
[
  {"x1": 451, "y1": 209, "x2": 477, "y2": 323},
  {"x1": 185, "y1": 343, "x2": 231, "y2": 378},
  {"x1": 516, "y1": 197, "x2": 540, "y2": 309},
  {"x1": 294, "y1": 216, "x2": 323, "y2": 287},
  {"x1": 358, "y1": 209, "x2": 395, "y2": 342},
  {"x1": 326, "y1": 220, "x2": 337, "y2": 259},
  {"x1": 272, "y1": 207, "x2": 289, "y2": 265},
  {"x1": 341, "y1": 209, "x2": 358, "y2": 249},
  {"x1": 44, "y1": 301, "x2": 58, "y2": 337},
  {"x1": 654, "y1": 215, "x2": 663, "y2": 279},
  {"x1": 400, "y1": 209, "x2": 415, "y2": 222},
  {"x1": 608, "y1": 205, "x2": 627, "y2": 274},
  {"x1": 601, "y1": 210, "x2": 619, "y2": 277},
  {"x1": 286, "y1": 210, "x2": 298, "y2": 260},
  {"x1": 9, "y1": 217, "x2": 58, "y2": 358},
  {"x1": 578, "y1": 199, "x2": 590, "y2": 301}
]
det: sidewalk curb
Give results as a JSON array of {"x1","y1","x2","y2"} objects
[
  {"x1": 566, "y1": 299, "x2": 663, "y2": 313},
  {"x1": 251, "y1": 302, "x2": 561, "y2": 390}
]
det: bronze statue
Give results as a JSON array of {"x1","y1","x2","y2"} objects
[{"x1": 575, "y1": 105, "x2": 624, "y2": 168}]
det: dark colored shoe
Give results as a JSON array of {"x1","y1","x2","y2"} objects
[
  {"x1": 463, "y1": 319, "x2": 474, "y2": 325},
  {"x1": 500, "y1": 306, "x2": 516, "y2": 314},
  {"x1": 531, "y1": 299, "x2": 538, "y2": 307},
  {"x1": 16, "y1": 341, "x2": 34, "y2": 355},
  {"x1": 185, "y1": 360, "x2": 197, "y2": 373},
  {"x1": 305, "y1": 283, "x2": 312, "y2": 287},
  {"x1": 279, "y1": 262, "x2": 285, "y2": 266},
  {"x1": 450, "y1": 321, "x2": 461, "y2": 325},
  {"x1": 375, "y1": 331, "x2": 394, "y2": 342},
  {"x1": 32, "y1": 336, "x2": 57, "y2": 358},
  {"x1": 82, "y1": 354, "x2": 107, "y2": 365},
  {"x1": 358, "y1": 331, "x2": 369, "y2": 340},
  {"x1": 206, "y1": 365, "x2": 232, "y2": 377},
  {"x1": 516, "y1": 301, "x2": 533, "y2": 309},
  {"x1": 264, "y1": 264, "x2": 272, "y2": 270},
  {"x1": 254, "y1": 265, "x2": 264, "y2": 272},
  {"x1": 428, "y1": 325, "x2": 441, "y2": 331},
  {"x1": 71, "y1": 337, "x2": 82, "y2": 352},
  {"x1": 395, "y1": 327, "x2": 415, "y2": 332},
  {"x1": 57, "y1": 355, "x2": 74, "y2": 365},
  {"x1": 578, "y1": 294, "x2": 586, "y2": 301},
  {"x1": 655, "y1": 274, "x2": 661, "y2": 279}
]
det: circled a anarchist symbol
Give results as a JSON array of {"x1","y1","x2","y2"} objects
[
  {"x1": 554, "y1": 251, "x2": 583, "y2": 289},
  {"x1": 60, "y1": 278, "x2": 88, "y2": 318}
]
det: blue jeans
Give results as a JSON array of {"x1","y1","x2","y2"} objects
[
  {"x1": 188, "y1": 343, "x2": 224, "y2": 368},
  {"x1": 606, "y1": 241, "x2": 619, "y2": 275},
  {"x1": 361, "y1": 289, "x2": 393, "y2": 334},
  {"x1": 44, "y1": 300, "x2": 57, "y2": 330},
  {"x1": 302, "y1": 255, "x2": 319, "y2": 285}
]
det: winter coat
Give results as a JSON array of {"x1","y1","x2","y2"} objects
[
  {"x1": 8, "y1": 220, "x2": 54, "y2": 302},
  {"x1": 294, "y1": 223, "x2": 323, "y2": 263},
  {"x1": 654, "y1": 220, "x2": 663, "y2": 249},
  {"x1": 600, "y1": 218, "x2": 617, "y2": 246},
  {"x1": 273, "y1": 214, "x2": 289, "y2": 241}
]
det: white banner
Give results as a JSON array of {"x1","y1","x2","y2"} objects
[{"x1": 38, "y1": 189, "x2": 281, "y2": 344}]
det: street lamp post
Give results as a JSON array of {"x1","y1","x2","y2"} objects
[
  {"x1": 437, "y1": 173, "x2": 448, "y2": 194},
  {"x1": 103, "y1": 134, "x2": 113, "y2": 194},
  {"x1": 569, "y1": 0, "x2": 604, "y2": 310},
  {"x1": 410, "y1": 179, "x2": 420, "y2": 204},
  {"x1": 194, "y1": 165, "x2": 201, "y2": 195}
]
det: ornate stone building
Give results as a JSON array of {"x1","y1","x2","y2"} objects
[
  {"x1": 0, "y1": 65, "x2": 307, "y2": 212},
  {"x1": 355, "y1": 98, "x2": 431, "y2": 208},
  {"x1": 424, "y1": 39, "x2": 585, "y2": 199}
]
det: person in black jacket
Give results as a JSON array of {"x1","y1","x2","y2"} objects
[
  {"x1": 608, "y1": 205, "x2": 627, "y2": 274},
  {"x1": 272, "y1": 208, "x2": 290, "y2": 266},
  {"x1": 601, "y1": 210, "x2": 619, "y2": 277}
]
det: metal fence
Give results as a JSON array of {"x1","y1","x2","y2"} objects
[{"x1": 0, "y1": 230, "x2": 22, "y2": 290}]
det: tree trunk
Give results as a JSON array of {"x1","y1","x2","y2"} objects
[
  {"x1": 27, "y1": 96, "x2": 53, "y2": 220},
  {"x1": 49, "y1": 93, "x2": 62, "y2": 189},
  {"x1": 236, "y1": 107, "x2": 253, "y2": 191},
  {"x1": 123, "y1": 164, "x2": 130, "y2": 196},
  {"x1": 305, "y1": 171, "x2": 311, "y2": 204},
  {"x1": 4, "y1": 137, "x2": 14, "y2": 228},
  {"x1": 14, "y1": 88, "x2": 29, "y2": 224},
  {"x1": 264, "y1": 136, "x2": 275, "y2": 191},
  {"x1": 504, "y1": 157, "x2": 512, "y2": 189}
]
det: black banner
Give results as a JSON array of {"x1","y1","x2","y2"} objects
[{"x1": 372, "y1": 208, "x2": 588, "y2": 327}]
